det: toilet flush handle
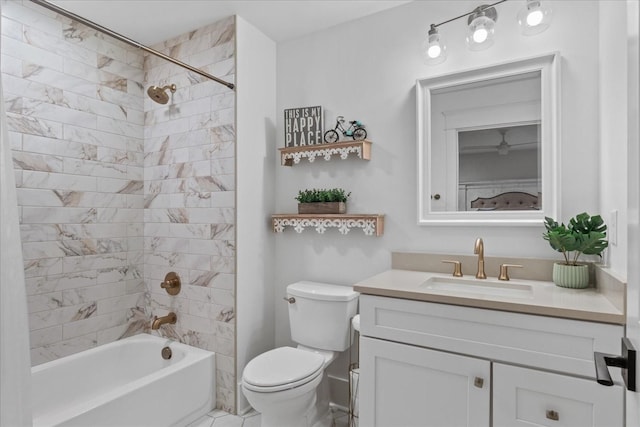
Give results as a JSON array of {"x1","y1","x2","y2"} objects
[{"x1": 283, "y1": 297, "x2": 296, "y2": 304}]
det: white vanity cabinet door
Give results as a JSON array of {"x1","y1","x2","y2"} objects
[
  {"x1": 493, "y1": 363, "x2": 624, "y2": 427},
  {"x1": 359, "y1": 336, "x2": 490, "y2": 427}
]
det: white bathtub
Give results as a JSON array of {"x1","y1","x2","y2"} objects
[{"x1": 31, "y1": 333, "x2": 216, "y2": 427}]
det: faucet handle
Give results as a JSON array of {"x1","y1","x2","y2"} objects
[
  {"x1": 442, "y1": 260, "x2": 463, "y2": 277},
  {"x1": 498, "y1": 264, "x2": 523, "y2": 281},
  {"x1": 160, "y1": 272, "x2": 181, "y2": 295}
]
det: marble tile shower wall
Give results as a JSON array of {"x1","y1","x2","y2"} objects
[
  {"x1": 143, "y1": 16, "x2": 236, "y2": 412},
  {"x1": 1, "y1": 1, "x2": 146, "y2": 365},
  {"x1": 2, "y1": 2, "x2": 236, "y2": 412}
]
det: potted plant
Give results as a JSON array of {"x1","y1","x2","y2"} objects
[
  {"x1": 295, "y1": 188, "x2": 350, "y2": 214},
  {"x1": 542, "y1": 212, "x2": 608, "y2": 288}
]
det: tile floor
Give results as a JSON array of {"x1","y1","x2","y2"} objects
[{"x1": 187, "y1": 407, "x2": 350, "y2": 427}]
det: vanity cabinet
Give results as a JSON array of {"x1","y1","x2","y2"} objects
[
  {"x1": 359, "y1": 295, "x2": 625, "y2": 427},
  {"x1": 360, "y1": 336, "x2": 490, "y2": 427}
]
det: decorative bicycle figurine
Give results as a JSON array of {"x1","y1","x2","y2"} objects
[{"x1": 324, "y1": 116, "x2": 367, "y2": 143}]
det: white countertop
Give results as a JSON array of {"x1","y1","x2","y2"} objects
[{"x1": 353, "y1": 269, "x2": 625, "y2": 324}]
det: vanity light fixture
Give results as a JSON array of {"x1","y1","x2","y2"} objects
[
  {"x1": 517, "y1": 0, "x2": 552, "y2": 36},
  {"x1": 423, "y1": 24, "x2": 447, "y2": 65},
  {"x1": 466, "y1": 5, "x2": 498, "y2": 51},
  {"x1": 424, "y1": 0, "x2": 551, "y2": 66}
]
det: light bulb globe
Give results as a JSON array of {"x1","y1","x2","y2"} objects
[
  {"x1": 423, "y1": 26, "x2": 447, "y2": 65},
  {"x1": 466, "y1": 13, "x2": 495, "y2": 51},
  {"x1": 427, "y1": 44, "x2": 442, "y2": 59},
  {"x1": 473, "y1": 28, "x2": 488, "y2": 43},
  {"x1": 518, "y1": 0, "x2": 552, "y2": 36},
  {"x1": 526, "y1": 10, "x2": 544, "y2": 27}
]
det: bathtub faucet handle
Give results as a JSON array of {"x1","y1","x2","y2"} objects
[{"x1": 160, "y1": 272, "x2": 181, "y2": 295}]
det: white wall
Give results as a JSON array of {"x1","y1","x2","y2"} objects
[
  {"x1": 274, "y1": 0, "x2": 606, "y2": 347},
  {"x1": 235, "y1": 16, "x2": 277, "y2": 414},
  {"x1": 599, "y1": 1, "x2": 628, "y2": 276}
]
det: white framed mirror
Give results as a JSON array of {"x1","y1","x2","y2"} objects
[{"x1": 417, "y1": 53, "x2": 560, "y2": 226}]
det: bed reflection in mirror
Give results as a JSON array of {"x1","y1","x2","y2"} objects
[{"x1": 458, "y1": 124, "x2": 541, "y2": 211}]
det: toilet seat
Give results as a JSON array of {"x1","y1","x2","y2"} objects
[{"x1": 242, "y1": 347, "x2": 324, "y2": 392}]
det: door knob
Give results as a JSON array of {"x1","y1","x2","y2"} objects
[{"x1": 594, "y1": 337, "x2": 636, "y2": 391}]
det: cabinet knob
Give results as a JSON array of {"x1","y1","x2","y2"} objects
[
  {"x1": 545, "y1": 410, "x2": 559, "y2": 421},
  {"x1": 283, "y1": 296, "x2": 296, "y2": 304},
  {"x1": 473, "y1": 377, "x2": 484, "y2": 388}
]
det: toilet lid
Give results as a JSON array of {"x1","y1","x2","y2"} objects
[{"x1": 243, "y1": 347, "x2": 324, "y2": 391}]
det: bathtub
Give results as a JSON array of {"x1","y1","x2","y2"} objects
[{"x1": 31, "y1": 333, "x2": 216, "y2": 427}]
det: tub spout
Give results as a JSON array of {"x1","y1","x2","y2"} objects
[{"x1": 151, "y1": 312, "x2": 177, "y2": 330}]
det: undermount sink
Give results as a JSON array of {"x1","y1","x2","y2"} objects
[{"x1": 421, "y1": 276, "x2": 533, "y2": 299}]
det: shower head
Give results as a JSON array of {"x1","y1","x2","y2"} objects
[{"x1": 147, "y1": 84, "x2": 176, "y2": 105}]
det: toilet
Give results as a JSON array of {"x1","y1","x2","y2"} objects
[{"x1": 241, "y1": 281, "x2": 359, "y2": 427}]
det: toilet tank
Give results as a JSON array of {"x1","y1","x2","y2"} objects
[{"x1": 287, "y1": 281, "x2": 359, "y2": 352}]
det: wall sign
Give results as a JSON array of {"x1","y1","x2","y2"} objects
[{"x1": 284, "y1": 106, "x2": 323, "y2": 147}]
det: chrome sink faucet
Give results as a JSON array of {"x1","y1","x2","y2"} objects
[{"x1": 474, "y1": 238, "x2": 487, "y2": 279}]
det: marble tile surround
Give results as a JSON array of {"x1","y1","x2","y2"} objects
[
  {"x1": 2, "y1": 0, "x2": 146, "y2": 365},
  {"x1": 3, "y1": 1, "x2": 236, "y2": 413},
  {"x1": 144, "y1": 16, "x2": 236, "y2": 412}
]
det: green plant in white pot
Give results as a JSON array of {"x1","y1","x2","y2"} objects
[{"x1": 543, "y1": 212, "x2": 608, "y2": 288}]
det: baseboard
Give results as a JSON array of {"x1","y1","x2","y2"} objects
[
  {"x1": 328, "y1": 373, "x2": 349, "y2": 409},
  {"x1": 236, "y1": 382, "x2": 252, "y2": 416}
]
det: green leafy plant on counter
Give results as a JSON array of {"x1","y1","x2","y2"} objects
[{"x1": 542, "y1": 212, "x2": 608, "y2": 266}]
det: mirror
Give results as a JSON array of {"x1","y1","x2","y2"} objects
[{"x1": 417, "y1": 53, "x2": 560, "y2": 225}]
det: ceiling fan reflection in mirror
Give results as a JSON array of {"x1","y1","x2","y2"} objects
[{"x1": 459, "y1": 125, "x2": 539, "y2": 155}]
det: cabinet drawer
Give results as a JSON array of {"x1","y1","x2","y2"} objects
[
  {"x1": 360, "y1": 295, "x2": 623, "y2": 379},
  {"x1": 493, "y1": 363, "x2": 623, "y2": 427}
]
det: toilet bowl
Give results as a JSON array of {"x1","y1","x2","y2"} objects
[
  {"x1": 241, "y1": 281, "x2": 359, "y2": 427},
  {"x1": 242, "y1": 347, "x2": 335, "y2": 427}
]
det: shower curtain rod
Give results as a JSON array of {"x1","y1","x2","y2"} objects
[{"x1": 29, "y1": 0, "x2": 236, "y2": 90}]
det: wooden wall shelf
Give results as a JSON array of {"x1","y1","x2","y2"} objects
[
  {"x1": 272, "y1": 214, "x2": 384, "y2": 236},
  {"x1": 279, "y1": 140, "x2": 372, "y2": 166}
]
